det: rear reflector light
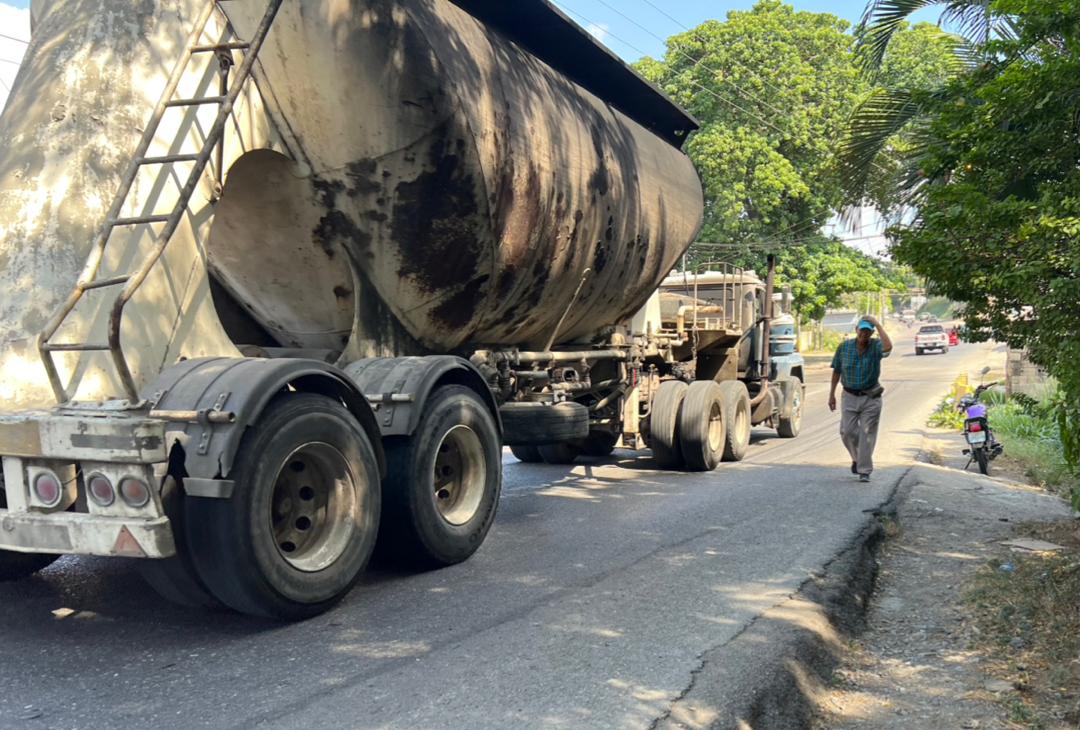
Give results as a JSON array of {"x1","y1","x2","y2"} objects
[
  {"x1": 87, "y1": 474, "x2": 115, "y2": 507},
  {"x1": 33, "y1": 471, "x2": 62, "y2": 507},
  {"x1": 119, "y1": 477, "x2": 151, "y2": 508},
  {"x1": 969, "y1": 423, "x2": 983, "y2": 432}
]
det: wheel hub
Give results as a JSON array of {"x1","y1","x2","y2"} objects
[
  {"x1": 270, "y1": 442, "x2": 359, "y2": 573},
  {"x1": 433, "y1": 425, "x2": 486, "y2": 526}
]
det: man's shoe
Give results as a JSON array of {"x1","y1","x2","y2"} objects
[
  {"x1": 859, "y1": 473, "x2": 871, "y2": 483},
  {"x1": 851, "y1": 461, "x2": 858, "y2": 475}
]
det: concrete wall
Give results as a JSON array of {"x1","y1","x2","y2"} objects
[{"x1": 1006, "y1": 348, "x2": 1057, "y2": 399}]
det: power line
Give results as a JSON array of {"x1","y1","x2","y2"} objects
[
  {"x1": 0, "y1": 32, "x2": 28, "y2": 45},
  {"x1": 590, "y1": 0, "x2": 792, "y2": 122},
  {"x1": 0, "y1": 58, "x2": 22, "y2": 66},
  {"x1": 628, "y1": 0, "x2": 895, "y2": 180},
  {"x1": 635, "y1": 0, "x2": 822, "y2": 114},
  {"x1": 555, "y1": 3, "x2": 791, "y2": 138}
]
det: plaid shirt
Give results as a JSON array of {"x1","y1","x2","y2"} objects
[{"x1": 832, "y1": 338, "x2": 889, "y2": 391}]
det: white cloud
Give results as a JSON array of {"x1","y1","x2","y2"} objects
[
  {"x1": 0, "y1": 2, "x2": 31, "y2": 112},
  {"x1": 585, "y1": 22, "x2": 610, "y2": 44}
]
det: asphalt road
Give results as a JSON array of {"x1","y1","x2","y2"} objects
[{"x1": 0, "y1": 331, "x2": 1002, "y2": 730}]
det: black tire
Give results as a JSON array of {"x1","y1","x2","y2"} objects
[
  {"x1": 650, "y1": 381, "x2": 687, "y2": 469},
  {"x1": 500, "y1": 402, "x2": 588, "y2": 445},
  {"x1": 138, "y1": 476, "x2": 223, "y2": 609},
  {"x1": 186, "y1": 393, "x2": 381, "y2": 620},
  {"x1": 975, "y1": 447, "x2": 990, "y2": 475},
  {"x1": 537, "y1": 442, "x2": 581, "y2": 464},
  {"x1": 915, "y1": 349, "x2": 922, "y2": 356},
  {"x1": 718, "y1": 381, "x2": 752, "y2": 462},
  {"x1": 777, "y1": 377, "x2": 803, "y2": 439},
  {"x1": 678, "y1": 381, "x2": 726, "y2": 472},
  {"x1": 382, "y1": 385, "x2": 501, "y2": 568},
  {"x1": 0, "y1": 487, "x2": 59, "y2": 582},
  {"x1": 509, "y1": 445, "x2": 543, "y2": 463},
  {"x1": 579, "y1": 430, "x2": 619, "y2": 457}
]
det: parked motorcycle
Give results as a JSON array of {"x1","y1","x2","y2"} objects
[{"x1": 958, "y1": 378, "x2": 1004, "y2": 475}]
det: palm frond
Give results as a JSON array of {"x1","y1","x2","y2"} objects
[
  {"x1": 855, "y1": 0, "x2": 946, "y2": 69},
  {"x1": 839, "y1": 88, "x2": 925, "y2": 196},
  {"x1": 939, "y1": 1, "x2": 993, "y2": 46},
  {"x1": 855, "y1": 0, "x2": 999, "y2": 69}
]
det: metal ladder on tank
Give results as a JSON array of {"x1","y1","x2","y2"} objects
[{"x1": 36, "y1": 0, "x2": 284, "y2": 404}]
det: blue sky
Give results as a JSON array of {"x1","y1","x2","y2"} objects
[
  {"x1": 0, "y1": 0, "x2": 941, "y2": 63},
  {"x1": 549, "y1": 0, "x2": 940, "y2": 61}
]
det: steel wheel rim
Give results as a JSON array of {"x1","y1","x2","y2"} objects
[
  {"x1": 433, "y1": 425, "x2": 486, "y2": 526},
  {"x1": 736, "y1": 400, "x2": 750, "y2": 442},
  {"x1": 270, "y1": 442, "x2": 359, "y2": 573},
  {"x1": 791, "y1": 389, "x2": 802, "y2": 428},
  {"x1": 707, "y1": 401, "x2": 724, "y2": 451}
]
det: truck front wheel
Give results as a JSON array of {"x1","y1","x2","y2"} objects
[
  {"x1": 186, "y1": 393, "x2": 381, "y2": 620},
  {"x1": 381, "y1": 385, "x2": 501, "y2": 567},
  {"x1": 777, "y1": 377, "x2": 803, "y2": 439}
]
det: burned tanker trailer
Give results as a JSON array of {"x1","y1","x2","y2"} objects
[{"x1": 0, "y1": 0, "x2": 703, "y2": 618}]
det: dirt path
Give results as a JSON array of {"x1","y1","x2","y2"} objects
[{"x1": 814, "y1": 428, "x2": 1074, "y2": 729}]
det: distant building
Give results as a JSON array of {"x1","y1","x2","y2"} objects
[{"x1": 822, "y1": 310, "x2": 859, "y2": 334}]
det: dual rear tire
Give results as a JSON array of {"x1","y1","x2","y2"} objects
[
  {"x1": 171, "y1": 386, "x2": 501, "y2": 620},
  {"x1": 649, "y1": 380, "x2": 751, "y2": 471},
  {"x1": 184, "y1": 393, "x2": 382, "y2": 620}
]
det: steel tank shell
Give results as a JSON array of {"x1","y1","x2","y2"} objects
[
  {"x1": 213, "y1": 0, "x2": 704, "y2": 356},
  {"x1": 0, "y1": 0, "x2": 702, "y2": 407}
]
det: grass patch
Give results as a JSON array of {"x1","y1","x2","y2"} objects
[
  {"x1": 967, "y1": 523, "x2": 1080, "y2": 728},
  {"x1": 991, "y1": 401, "x2": 1079, "y2": 500}
]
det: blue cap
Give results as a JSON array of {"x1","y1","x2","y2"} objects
[{"x1": 858, "y1": 320, "x2": 875, "y2": 331}]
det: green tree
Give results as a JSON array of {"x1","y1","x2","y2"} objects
[
  {"x1": 640, "y1": 1, "x2": 947, "y2": 320},
  {"x1": 638, "y1": 0, "x2": 860, "y2": 252}
]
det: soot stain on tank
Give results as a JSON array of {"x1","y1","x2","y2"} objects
[
  {"x1": 345, "y1": 159, "x2": 382, "y2": 197},
  {"x1": 496, "y1": 265, "x2": 518, "y2": 300},
  {"x1": 431, "y1": 275, "x2": 490, "y2": 330},
  {"x1": 392, "y1": 132, "x2": 481, "y2": 294},
  {"x1": 588, "y1": 124, "x2": 611, "y2": 199},
  {"x1": 312, "y1": 177, "x2": 373, "y2": 262}
]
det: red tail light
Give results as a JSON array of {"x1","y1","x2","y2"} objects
[{"x1": 969, "y1": 423, "x2": 983, "y2": 432}]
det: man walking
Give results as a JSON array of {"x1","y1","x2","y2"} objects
[{"x1": 828, "y1": 315, "x2": 893, "y2": 482}]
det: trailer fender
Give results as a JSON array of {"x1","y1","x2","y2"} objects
[
  {"x1": 342, "y1": 356, "x2": 501, "y2": 438},
  {"x1": 147, "y1": 358, "x2": 385, "y2": 492}
]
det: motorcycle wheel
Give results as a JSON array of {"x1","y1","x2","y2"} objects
[{"x1": 974, "y1": 447, "x2": 990, "y2": 475}]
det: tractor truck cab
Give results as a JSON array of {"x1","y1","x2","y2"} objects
[{"x1": 652, "y1": 260, "x2": 806, "y2": 442}]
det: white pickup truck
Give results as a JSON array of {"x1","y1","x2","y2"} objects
[{"x1": 915, "y1": 324, "x2": 950, "y2": 355}]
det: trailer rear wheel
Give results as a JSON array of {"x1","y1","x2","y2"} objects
[
  {"x1": 0, "y1": 488, "x2": 59, "y2": 581},
  {"x1": 382, "y1": 386, "x2": 501, "y2": 567},
  {"x1": 137, "y1": 476, "x2": 222, "y2": 609},
  {"x1": 186, "y1": 393, "x2": 381, "y2": 620},
  {"x1": 678, "y1": 381, "x2": 727, "y2": 472},
  {"x1": 579, "y1": 431, "x2": 619, "y2": 457},
  {"x1": 538, "y1": 442, "x2": 581, "y2": 464},
  {"x1": 510, "y1": 445, "x2": 543, "y2": 463},
  {"x1": 718, "y1": 381, "x2": 752, "y2": 462},
  {"x1": 777, "y1": 377, "x2": 803, "y2": 439},
  {"x1": 650, "y1": 381, "x2": 687, "y2": 470}
]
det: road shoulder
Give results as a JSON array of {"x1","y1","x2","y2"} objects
[{"x1": 812, "y1": 429, "x2": 1074, "y2": 729}]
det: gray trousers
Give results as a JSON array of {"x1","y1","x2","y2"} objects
[{"x1": 840, "y1": 391, "x2": 883, "y2": 475}]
